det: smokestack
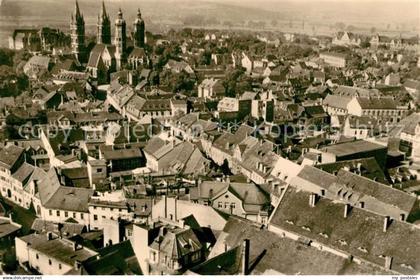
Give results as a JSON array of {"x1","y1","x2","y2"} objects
[
  {"x1": 241, "y1": 239, "x2": 250, "y2": 275},
  {"x1": 383, "y1": 216, "x2": 391, "y2": 233},
  {"x1": 344, "y1": 204, "x2": 351, "y2": 218}
]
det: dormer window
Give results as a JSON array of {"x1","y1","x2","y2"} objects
[
  {"x1": 357, "y1": 247, "x2": 368, "y2": 253},
  {"x1": 319, "y1": 232, "x2": 329, "y2": 239},
  {"x1": 302, "y1": 226, "x2": 311, "y2": 232},
  {"x1": 338, "y1": 239, "x2": 348, "y2": 246},
  {"x1": 285, "y1": 219, "x2": 294, "y2": 225}
]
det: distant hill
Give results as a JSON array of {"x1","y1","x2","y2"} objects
[{"x1": 0, "y1": 0, "x2": 418, "y2": 48}]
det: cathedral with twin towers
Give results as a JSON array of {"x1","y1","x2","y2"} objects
[{"x1": 70, "y1": 0, "x2": 146, "y2": 80}]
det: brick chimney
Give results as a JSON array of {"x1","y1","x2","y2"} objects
[
  {"x1": 344, "y1": 204, "x2": 351, "y2": 218},
  {"x1": 241, "y1": 239, "x2": 250, "y2": 275},
  {"x1": 47, "y1": 231, "x2": 54, "y2": 241},
  {"x1": 164, "y1": 195, "x2": 167, "y2": 219},
  {"x1": 174, "y1": 196, "x2": 178, "y2": 222},
  {"x1": 309, "y1": 193, "x2": 317, "y2": 207},
  {"x1": 383, "y1": 216, "x2": 391, "y2": 233},
  {"x1": 384, "y1": 256, "x2": 393, "y2": 270}
]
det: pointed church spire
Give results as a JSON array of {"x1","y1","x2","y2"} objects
[
  {"x1": 101, "y1": 1, "x2": 108, "y2": 19},
  {"x1": 75, "y1": 0, "x2": 81, "y2": 18},
  {"x1": 71, "y1": 0, "x2": 85, "y2": 62},
  {"x1": 97, "y1": 0, "x2": 111, "y2": 44}
]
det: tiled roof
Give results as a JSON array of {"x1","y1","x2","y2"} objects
[
  {"x1": 43, "y1": 186, "x2": 93, "y2": 212},
  {"x1": 204, "y1": 216, "x2": 391, "y2": 275},
  {"x1": 31, "y1": 218, "x2": 86, "y2": 236},
  {"x1": 334, "y1": 86, "x2": 380, "y2": 98},
  {"x1": 269, "y1": 187, "x2": 420, "y2": 274},
  {"x1": 321, "y1": 140, "x2": 386, "y2": 157},
  {"x1": 102, "y1": 148, "x2": 143, "y2": 161},
  {"x1": 20, "y1": 233, "x2": 96, "y2": 266},
  {"x1": 335, "y1": 169, "x2": 416, "y2": 213},
  {"x1": 0, "y1": 145, "x2": 24, "y2": 169},
  {"x1": 12, "y1": 162, "x2": 35, "y2": 183},
  {"x1": 316, "y1": 157, "x2": 388, "y2": 185},
  {"x1": 356, "y1": 97, "x2": 397, "y2": 110}
]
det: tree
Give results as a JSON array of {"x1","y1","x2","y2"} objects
[
  {"x1": 0, "y1": 48, "x2": 15, "y2": 66},
  {"x1": 224, "y1": 21, "x2": 233, "y2": 29},
  {"x1": 335, "y1": 22, "x2": 346, "y2": 31},
  {"x1": 220, "y1": 159, "x2": 232, "y2": 176},
  {"x1": 6, "y1": 114, "x2": 26, "y2": 126},
  {"x1": 360, "y1": 39, "x2": 371, "y2": 48},
  {"x1": 271, "y1": 19, "x2": 278, "y2": 27},
  {"x1": 149, "y1": 70, "x2": 160, "y2": 86},
  {"x1": 2, "y1": 248, "x2": 17, "y2": 272},
  {"x1": 347, "y1": 25, "x2": 356, "y2": 32},
  {"x1": 199, "y1": 50, "x2": 212, "y2": 66},
  {"x1": 370, "y1": 27, "x2": 377, "y2": 34}
]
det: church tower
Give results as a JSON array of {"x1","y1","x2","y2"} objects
[
  {"x1": 133, "y1": 8, "x2": 145, "y2": 48},
  {"x1": 70, "y1": 0, "x2": 85, "y2": 61},
  {"x1": 97, "y1": 1, "x2": 111, "y2": 45},
  {"x1": 114, "y1": 8, "x2": 127, "y2": 71}
]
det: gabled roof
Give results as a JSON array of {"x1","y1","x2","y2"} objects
[
  {"x1": 26, "y1": 55, "x2": 50, "y2": 68},
  {"x1": 290, "y1": 165, "x2": 337, "y2": 189},
  {"x1": 0, "y1": 217, "x2": 22, "y2": 239},
  {"x1": 356, "y1": 97, "x2": 396, "y2": 110},
  {"x1": 192, "y1": 181, "x2": 269, "y2": 212},
  {"x1": 12, "y1": 162, "x2": 35, "y2": 183},
  {"x1": 20, "y1": 233, "x2": 96, "y2": 267},
  {"x1": 334, "y1": 86, "x2": 380, "y2": 98},
  {"x1": 150, "y1": 226, "x2": 203, "y2": 260},
  {"x1": 128, "y1": 47, "x2": 146, "y2": 59},
  {"x1": 187, "y1": 245, "x2": 242, "y2": 275},
  {"x1": 43, "y1": 186, "x2": 93, "y2": 212},
  {"x1": 316, "y1": 157, "x2": 388, "y2": 185},
  {"x1": 321, "y1": 140, "x2": 386, "y2": 157},
  {"x1": 31, "y1": 218, "x2": 86, "y2": 237},
  {"x1": 80, "y1": 240, "x2": 142, "y2": 275},
  {"x1": 335, "y1": 169, "x2": 416, "y2": 213},
  {"x1": 404, "y1": 79, "x2": 420, "y2": 91},
  {"x1": 87, "y1": 44, "x2": 116, "y2": 68},
  {"x1": 0, "y1": 145, "x2": 24, "y2": 170},
  {"x1": 101, "y1": 147, "x2": 143, "y2": 161}
]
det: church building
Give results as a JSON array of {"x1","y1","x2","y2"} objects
[{"x1": 83, "y1": 1, "x2": 148, "y2": 84}]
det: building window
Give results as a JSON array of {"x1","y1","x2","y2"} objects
[
  {"x1": 80, "y1": 213, "x2": 84, "y2": 219},
  {"x1": 94, "y1": 215, "x2": 98, "y2": 221},
  {"x1": 56, "y1": 211, "x2": 60, "y2": 217},
  {"x1": 49, "y1": 210, "x2": 52, "y2": 216},
  {"x1": 224, "y1": 202, "x2": 229, "y2": 208},
  {"x1": 231, "y1": 203, "x2": 235, "y2": 209},
  {"x1": 65, "y1": 212, "x2": 68, "y2": 218},
  {"x1": 36, "y1": 254, "x2": 39, "y2": 259},
  {"x1": 49, "y1": 259, "x2": 52, "y2": 266},
  {"x1": 218, "y1": 202, "x2": 222, "y2": 208},
  {"x1": 73, "y1": 213, "x2": 76, "y2": 218}
]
